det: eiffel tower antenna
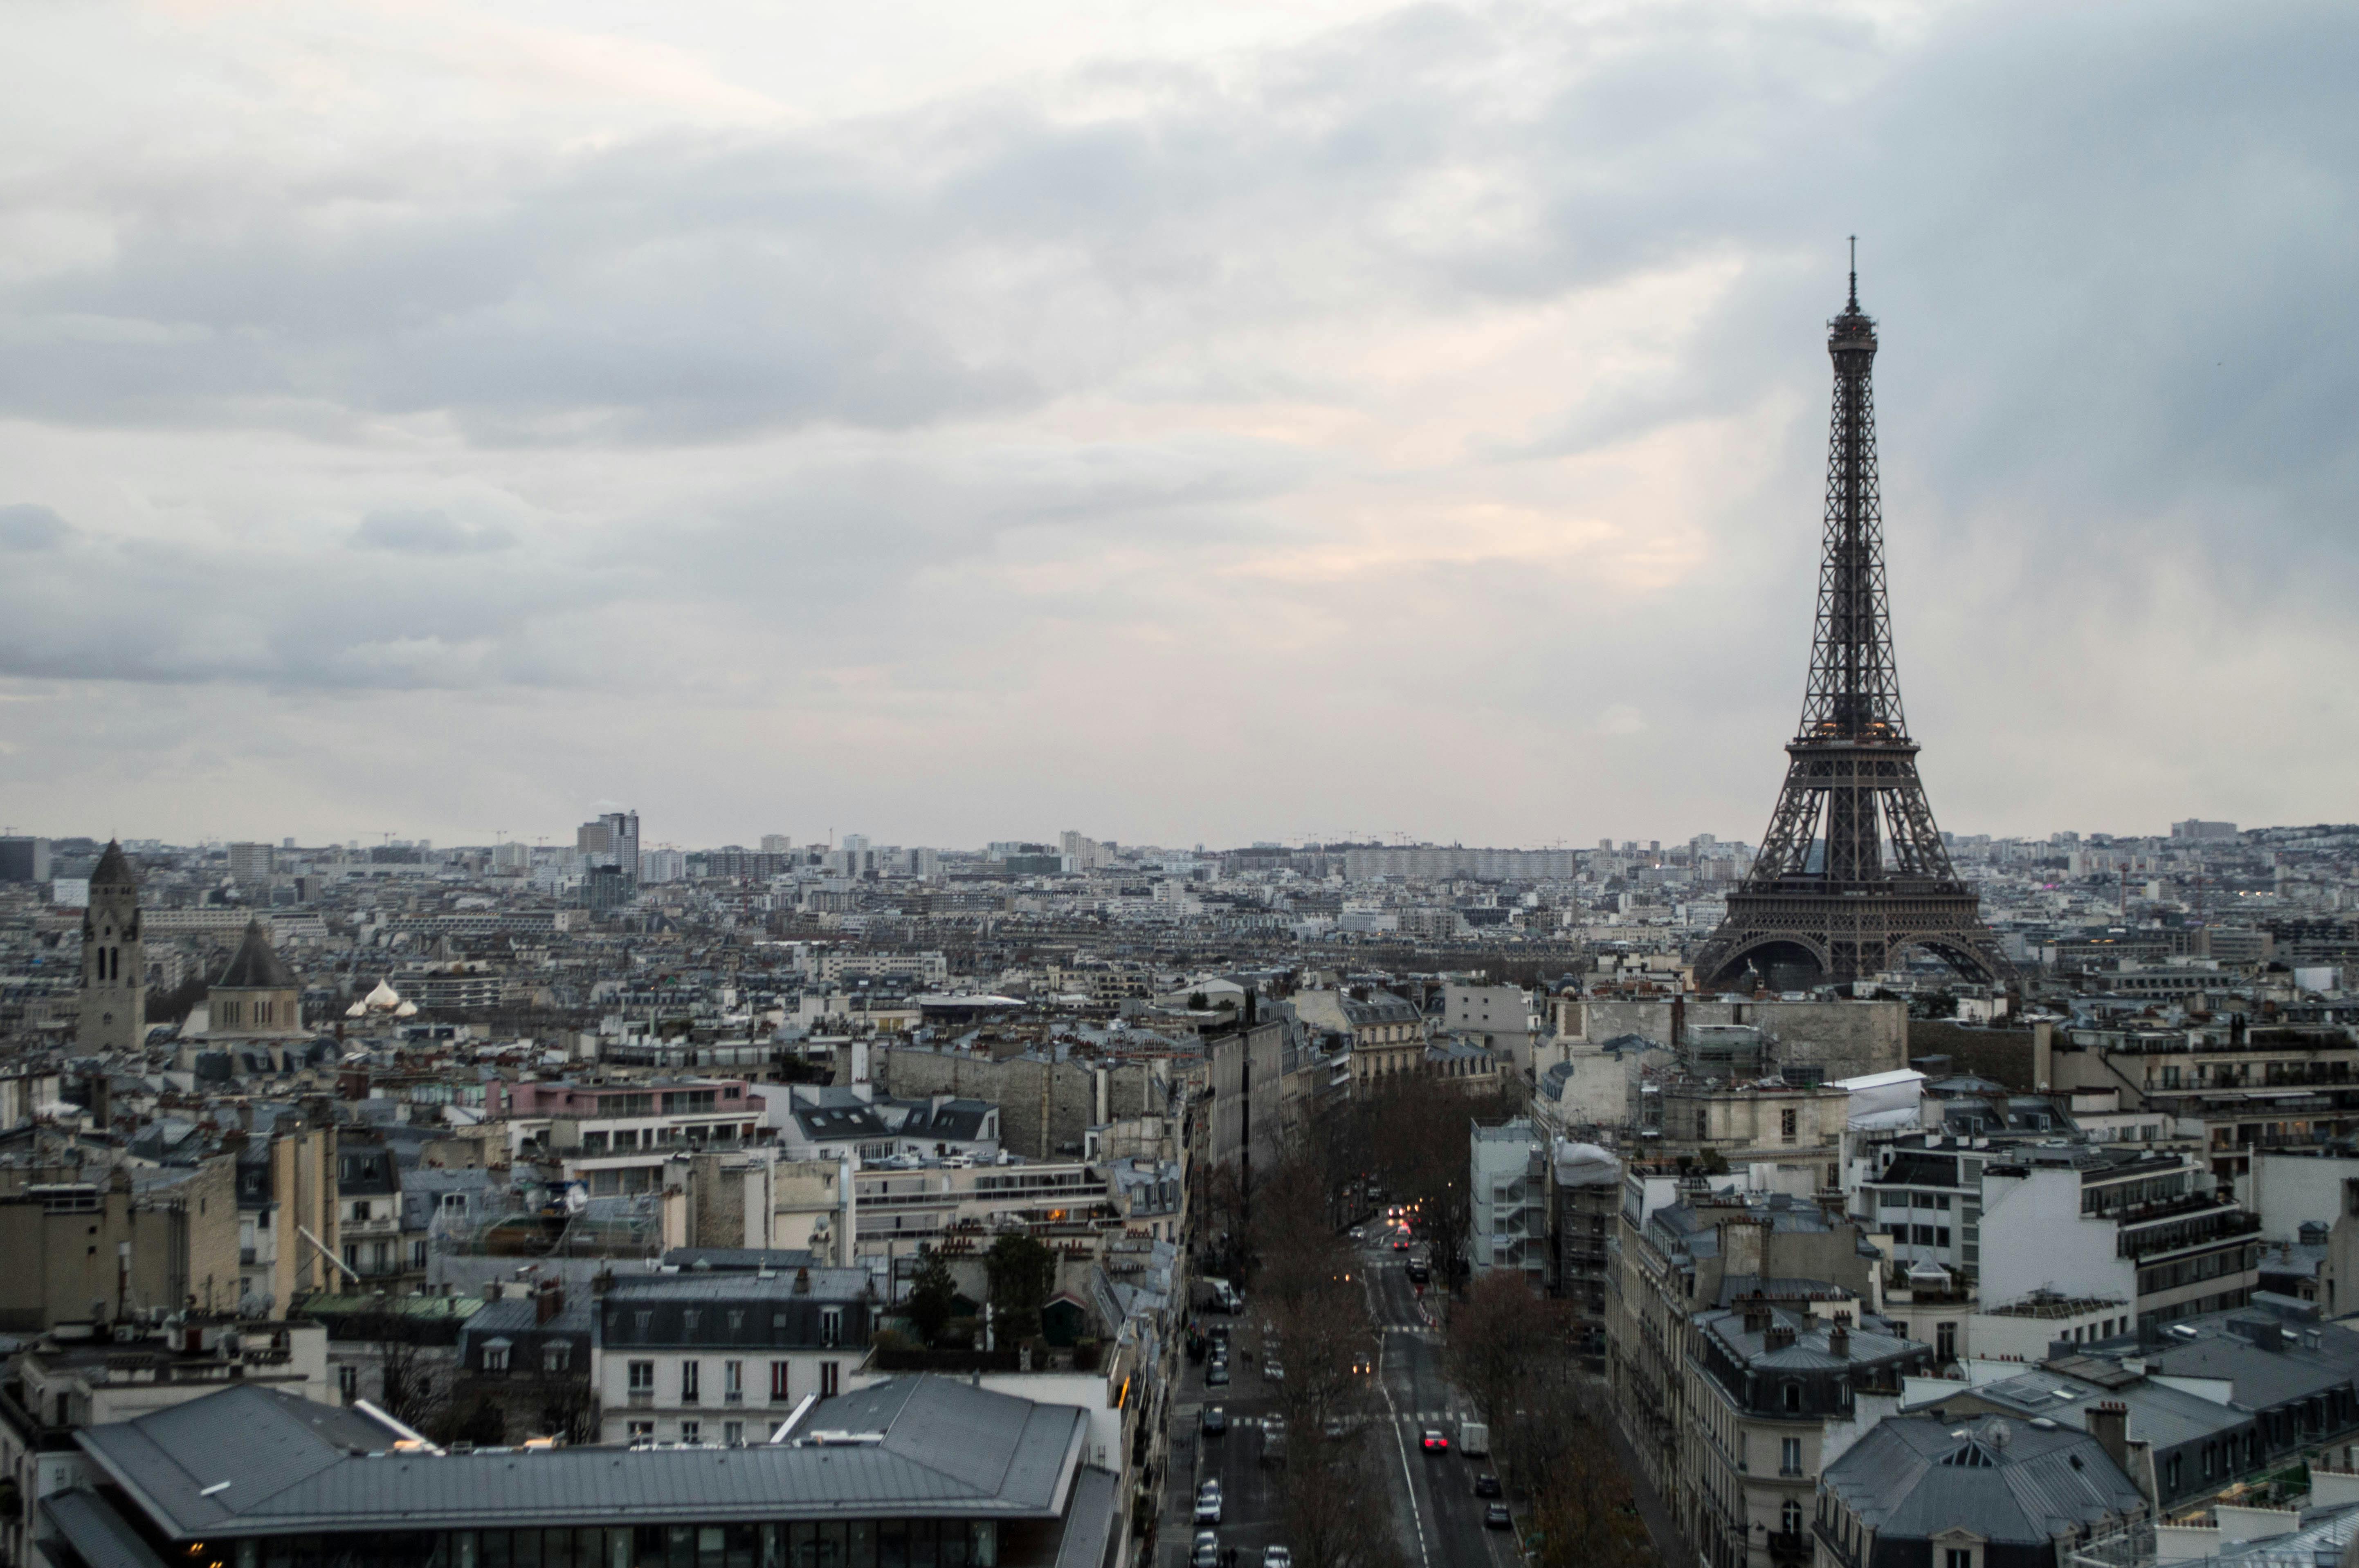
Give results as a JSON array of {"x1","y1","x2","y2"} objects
[
  {"x1": 1690, "y1": 267, "x2": 2013, "y2": 994},
  {"x1": 1848, "y1": 235, "x2": 1858, "y2": 307}
]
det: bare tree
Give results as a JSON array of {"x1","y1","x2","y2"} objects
[{"x1": 1281, "y1": 1435, "x2": 1407, "y2": 1568}]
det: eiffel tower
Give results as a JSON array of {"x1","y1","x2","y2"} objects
[{"x1": 1692, "y1": 256, "x2": 2014, "y2": 993}]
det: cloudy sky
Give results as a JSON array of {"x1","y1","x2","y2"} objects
[{"x1": 0, "y1": 0, "x2": 2350, "y2": 852}]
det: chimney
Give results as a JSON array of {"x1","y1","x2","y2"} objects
[
  {"x1": 535, "y1": 1281, "x2": 566, "y2": 1325},
  {"x1": 794, "y1": 1267, "x2": 812, "y2": 1296},
  {"x1": 1828, "y1": 1324, "x2": 1850, "y2": 1358},
  {"x1": 2089, "y1": 1402, "x2": 2130, "y2": 1475},
  {"x1": 1765, "y1": 1324, "x2": 1797, "y2": 1352},
  {"x1": 1743, "y1": 1293, "x2": 1773, "y2": 1335}
]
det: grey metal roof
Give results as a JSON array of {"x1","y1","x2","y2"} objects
[
  {"x1": 1820, "y1": 1413, "x2": 2144, "y2": 1545},
  {"x1": 1697, "y1": 1304, "x2": 1923, "y2": 1371},
  {"x1": 2147, "y1": 1318, "x2": 2359, "y2": 1411},
  {"x1": 76, "y1": 1379, "x2": 1088, "y2": 1539},
  {"x1": 604, "y1": 1269, "x2": 871, "y2": 1303},
  {"x1": 1051, "y1": 1467, "x2": 1119, "y2": 1568},
  {"x1": 1928, "y1": 1368, "x2": 2249, "y2": 1451},
  {"x1": 42, "y1": 1489, "x2": 172, "y2": 1568}
]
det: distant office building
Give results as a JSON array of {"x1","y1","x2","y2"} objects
[
  {"x1": 584, "y1": 864, "x2": 636, "y2": 911},
  {"x1": 0, "y1": 836, "x2": 49, "y2": 882},
  {"x1": 578, "y1": 810, "x2": 640, "y2": 875},
  {"x1": 639, "y1": 847, "x2": 687, "y2": 884},
  {"x1": 760, "y1": 833, "x2": 793, "y2": 853},
  {"x1": 227, "y1": 841, "x2": 275, "y2": 882},
  {"x1": 2173, "y1": 819, "x2": 2240, "y2": 841}
]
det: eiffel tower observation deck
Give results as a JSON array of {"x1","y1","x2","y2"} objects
[{"x1": 1692, "y1": 259, "x2": 2014, "y2": 993}]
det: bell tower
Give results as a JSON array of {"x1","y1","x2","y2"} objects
[{"x1": 81, "y1": 839, "x2": 147, "y2": 1051}]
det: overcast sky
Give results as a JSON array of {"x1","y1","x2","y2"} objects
[{"x1": 0, "y1": 0, "x2": 2350, "y2": 852}]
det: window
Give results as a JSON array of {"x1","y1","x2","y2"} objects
[
  {"x1": 724, "y1": 1361, "x2": 744, "y2": 1403},
  {"x1": 1783, "y1": 1382, "x2": 1802, "y2": 1414},
  {"x1": 627, "y1": 1420, "x2": 653, "y2": 1440},
  {"x1": 544, "y1": 1342, "x2": 571, "y2": 1373},
  {"x1": 337, "y1": 1364, "x2": 358, "y2": 1402},
  {"x1": 1781, "y1": 1108, "x2": 1798, "y2": 1142},
  {"x1": 820, "y1": 1362, "x2": 840, "y2": 1398},
  {"x1": 483, "y1": 1342, "x2": 511, "y2": 1373},
  {"x1": 411, "y1": 1240, "x2": 429, "y2": 1269},
  {"x1": 820, "y1": 1309, "x2": 842, "y2": 1347},
  {"x1": 1696, "y1": 1111, "x2": 1709, "y2": 1140},
  {"x1": 1937, "y1": 1322, "x2": 1957, "y2": 1362},
  {"x1": 353, "y1": 1200, "x2": 372, "y2": 1223},
  {"x1": 770, "y1": 1362, "x2": 792, "y2": 1402},
  {"x1": 1781, "y1": 1437, "x2": 1803, "y2": 1476},
  {"x1": 1946, "y1": 1552, "x2": 1973, "y2": 1568},
  {"x1": 681, "y1": 1360, "x2": 701, "y2": 1403},
  {"x1": 628, "y1": 1360, "x2": 654, "y2": 1395},
  {"x1": 678, "y1": 1421, "x2": 700, "y2": 1443},
  {"x1": 723, "y1": 1421, "x2": 744, "y2": 1445},
  {"x1": 1782, "y1": 1500, "x2": 1803, "y2": 1536}
]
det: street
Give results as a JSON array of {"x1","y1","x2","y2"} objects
[
  {"x1": 1363, "y1": 1245, "x2": 1522, "y2": 1568},
  {"x1": 1158, "y1": 1229, "x2": 1526, "y2": 1568}
]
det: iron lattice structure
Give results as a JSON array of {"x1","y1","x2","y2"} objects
[{"x1": 1692, "y1": 273, "x2": 2014, "y2": 991}]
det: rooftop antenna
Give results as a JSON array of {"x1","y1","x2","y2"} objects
[{"x1": 1848, "y1": 235, "x2": 1859, "y2": 307}]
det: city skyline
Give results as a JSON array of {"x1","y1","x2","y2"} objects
[{"x1": 2, "y1": 0, "x2": 2352, "y2": 849}]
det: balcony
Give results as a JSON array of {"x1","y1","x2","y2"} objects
[
  {"x1": 627, "y1": 1389, "x2": 654, "y2": 1407},
  {"x1": 2118, "y1": 1206, "x2": 2260, "y2": 1260}
]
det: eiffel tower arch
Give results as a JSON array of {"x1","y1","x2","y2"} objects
[{"x1": 1692, "y1": 262, "x2": 2015, "y2": 994}]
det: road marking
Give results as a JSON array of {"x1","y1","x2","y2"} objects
[{"x1": 1371, "y1": 1283, "x2": 1433, "y2": 1568}]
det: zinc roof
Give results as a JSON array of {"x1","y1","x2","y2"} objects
[
  {"x1": 1821, "y1": 1413, "x2": 2143, "y2": 1545},
  {"x1": 76, "y1": 1380, "x2": 1087, "y2": 1539}
]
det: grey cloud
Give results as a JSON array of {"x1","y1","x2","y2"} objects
[
  {"x1": 0, "y1": 504, "x2": 70, "y2": 550},
  {"x1": 355, "y1": 509, "x2": 517, "y2": 554}
]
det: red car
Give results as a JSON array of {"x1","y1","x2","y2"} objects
[
  {"x1": 1391, "y1": 1238, "x2": 1410, "y2": 1252},
  {"x1": 1420, "y1": 1429, "x2": 1449, "y2": 1453}
]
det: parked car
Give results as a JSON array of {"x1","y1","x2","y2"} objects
[
  {"x1": 1193, "y1": 1531, "x2": 1220, "y2": 1568},
  {"x1": 1207, "y1": 1361, "x2": 1230, "y2": 1386},
  {"x1": 1484, "y1": 1503, "x2": 1513, "y2": 1530},
  {"x1": 1474, "y1": 1474, "x2": 1502, "y2": 1498},
  {"x1": 1264, "y1": 1549, "x2": 1294, "y2": 1567},
  {"x1": 1262, "y1": 1359, "x2": 1285, "y2": 1383},
  {"x1": 1420, "y1": 1429, "x2": 1449, "y2": 1453},
  {"x1": 1202, "y1": 1406, "x2": 1227, "y2": 1436},
  {"x1": 1195, "y1": 1482, "x2": 1224, "y2": 1525}
]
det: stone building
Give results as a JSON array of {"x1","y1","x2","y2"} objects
[{"x1": 77, "y1": 841, "x2": 144, "y2": 1053}]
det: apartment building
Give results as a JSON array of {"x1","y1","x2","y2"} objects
[
  {"x1": 1684, "y1": 1299, "x2": 1931, "y2": 1568},
  {"x1": 502, "y1": 1077, "x2": 766, "y2": 1196},
  {"x1": 1610, "y1": 1184, "x2": 1888, "y2": 1530},
  {"x1": 592, "y1": 1268, "x2": 874, "y2": 1444},
  {"x1": 2044, "y1": 1018, "x2": 2359, "y2": 1180},
  {"x1": 1977, "y1": 1147, "x2": 2261, "y2": 1333},
  {"x1": 1472, "y1": 1119, "x2": 1548, "y2": 1282}
]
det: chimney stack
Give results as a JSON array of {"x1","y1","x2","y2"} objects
[
  {"x1": 2089, "y1": 1402, "x2": 2131, "y2": 1475},
  {"x1": 1828, "y1": 1324, "x2": 1850, "y2": 1358}
]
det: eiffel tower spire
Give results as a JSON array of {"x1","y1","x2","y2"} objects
[{"x1": 1692, "y1": 265, "x2": 2013, "y2": 993}]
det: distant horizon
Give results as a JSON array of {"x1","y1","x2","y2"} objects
[{"x1": 12, "y1": 819, "x2": 2333, "y2": 859}]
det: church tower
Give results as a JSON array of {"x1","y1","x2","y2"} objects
[{"x1": 81, "y1": 840, "x2": 147, "y2": 1051}]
